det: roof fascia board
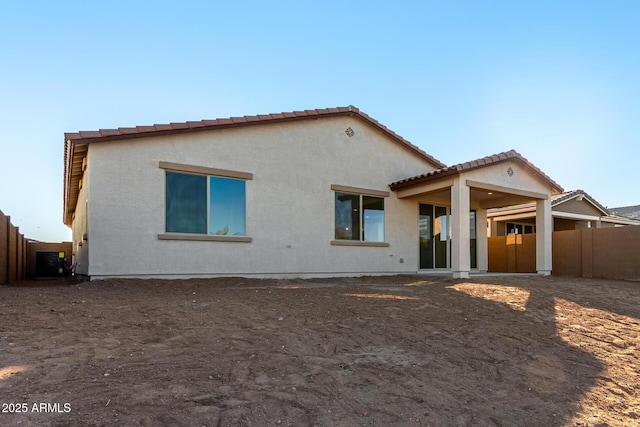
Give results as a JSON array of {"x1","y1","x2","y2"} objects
[
  {"x1": 465, "y1": 180, "x2": 549, "y2": 200},
  {"x1": 552, "y1": 211, "x2": 601, "y2": 221},
  {"x1": 390, "y1": 169, "x2": 458, "y2": 191},
  {"x1": 600, "y1": 216, "x2": 640, "y2": 225},
  {"x1": 63, "y1": 140, "x2": 79, "y2": 226},
  {"x1": 487, "y1": 206, "x2": 536, "y2": 218},
  {"x1": 65, "y1": 113, "x2": 341, "y2": 144},
  {"x1": 395, "y1": 178, "x2": 455, "y2": 199},
  {"x1": 456, "y1": 156, "x2": 562, "y2": 194},
  {"x1": 490, "y1": 212, "x2": 540, "y2": 222},
  {"x1": 349, "y1": 114, "x2": 445, "y2": 169}
]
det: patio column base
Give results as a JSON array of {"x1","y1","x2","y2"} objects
[
  {"x1": 537, "y1": 270, "x2": 551, "y2": 276},
  {"x1": 452, "y1": 271, "x2": 470, "y2": 279}
]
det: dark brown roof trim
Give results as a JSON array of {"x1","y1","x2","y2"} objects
[
  {"x1": 389, "y1": 149, "x2": 564, "y2": 193},
  {"x1": 64, "y1": 106, "x2": 446, "y2": 169}
]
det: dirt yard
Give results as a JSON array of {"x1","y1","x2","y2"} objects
[{"x1": 0, "y1": 275, "x2": 638, "y2": 426}]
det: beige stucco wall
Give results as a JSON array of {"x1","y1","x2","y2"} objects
[
  {"x1": 462, "y1": 160, "x2": 554, "y2": 197},
  {"x1": 82, "y1": 116, "x2": 437, "y2": 279},
  {"x1": 454, "y1": 159, "x2": 555, "y2": 276},
  {"x1": 556, "y1": 199, "x2": 603, "y2": 217}
]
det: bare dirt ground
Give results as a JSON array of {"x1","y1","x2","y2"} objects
[{"x1": 0, "y1": 275, "x2": 638, "y2": 427}]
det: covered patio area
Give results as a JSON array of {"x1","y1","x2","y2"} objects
[{"x1": 389, "y1": 150, "x2": 564, "y2": 278}]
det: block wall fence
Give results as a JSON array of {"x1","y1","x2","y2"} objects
[
  {"x1": 489, "y1": 226, "x2": 640, "y2": 281},
  {"x1": 0, "y1": 209, "x2": 27, "y2": 284}
]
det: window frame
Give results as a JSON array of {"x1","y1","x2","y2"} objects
[
  {"x1": 505, "y1": 222, "x2": 536, "y2": 235},
  {"x1": 331, "y1": 184, "x2": 390, "y2": 247},
  {"x1": 157, "y1": 162, "x2": 252, "y2": 243}
]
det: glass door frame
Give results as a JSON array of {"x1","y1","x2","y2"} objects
[
  {"x1": 419, "y1": 204, "x2": 477, "y2": 271},
  {"x1": 419, "y1": 204, "x2": 451, "y2": 270}
]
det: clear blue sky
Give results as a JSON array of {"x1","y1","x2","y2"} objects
[{"x1": 1, "y1": 1, "x2": 639, "y2": 242}]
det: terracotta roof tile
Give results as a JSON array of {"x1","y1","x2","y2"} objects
[
  {"x1": 64, "y1": 106, "x2": 444, "y2": 167},
  {"x1": 118, "y1": 127, "x2": 139, "y2": 135},
  {"x1": 390, "y1": 149, "x2": 563, "y2": 193},
  {"x1": 99, "y1": 129, "x2": 120, "y2": 136},
  {"x1": 63, "y1": 106, "x2": 448, "y2": 224}
]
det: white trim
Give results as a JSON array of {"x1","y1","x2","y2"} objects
[
  {"x1": 601, "y1": 216, "x2": 640, "y2": 226},
  {"x1": 466, "y1": 180, "x2": 549, "y2": 200},
  {"x1": 487, "y1": 206, "x2": 535, "y2": 217},
  {"x1": 159, "y1": 161, "x2": 253, "y2": 180},
  {"x1": 158, "y1": 233, "x2": 252, "y2": 243},
  {"x1": 552, "y1": 211, "x2": 600, "y2": 221},
  {"x1": 331, "y1": 184, "x2": 389, "y2": 198},
  {"x1": 492, "y1": 210, "x2": 608, "y2": 223},
  {"x1": 330, "y1": 240, "x2": 390, "y2": 247},
  {"x1": 491, "y1": 211, "x2": 537, "y2": 222},
  {"x1": 395, "y1": 178, "x2": 454, "y2": 199}
]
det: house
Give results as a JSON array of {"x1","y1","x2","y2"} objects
[
  {"x1": 63, "y1": 106, "x2": 564, "y2": 280},
  {"x1": 487, "y1": 190, "x2": 640, "y2": 237},
  {"x1": 609, "y1": 205, "x2": 640, "y2": 221}
]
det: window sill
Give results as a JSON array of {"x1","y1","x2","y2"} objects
[
  {"x1": 331, "y1": 240, "x2": 389, "y2": 247},
  {"x1": 158, "y1": 233, "x2": 252, "y2": 243}
]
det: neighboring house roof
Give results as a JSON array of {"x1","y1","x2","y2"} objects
[
  {"x1": 488, "y1": 189, "x2": 608, "y2": 216},
  {"x1": 389, "y1": 149, "x2": 564, "y2": 193},
  {"x1": 609, "y1": 205, "x2": 640, "y2": 220},
  {"x1": 487, "y1": 190, "x2": 640, "y2": 226},
  {"x1": 63, "y1": 106, "x2": 446, "y2": 225},
  {"x1": 550, "y1": 190, "x2": 609, "y2": 214}
]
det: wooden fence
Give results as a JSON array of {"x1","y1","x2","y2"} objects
[
  {"x1": 0, "y1": 209, "x2": 28, "y2": 284},
  {"x1": 488, "y1": 226, "x2": 640, "y2": 280}
]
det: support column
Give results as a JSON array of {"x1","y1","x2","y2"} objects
[
  {"x1": 476, "y1": 208, "x2": 488, "y2": 273},
  {"x1": 536, "y1": 198, "x2": 552, "y2": 275},
  {"x1": 451, "y1": 179, "x2": 470, "y2": 278}
]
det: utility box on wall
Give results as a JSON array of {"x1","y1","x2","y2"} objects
[
  {"x1": 35, "y1": 251, "x2": 68, "y2": 277},
  {"x1": 27, "y1": 242, "x2": 73, "y2": 279}
]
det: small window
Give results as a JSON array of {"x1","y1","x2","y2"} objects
[
  {"x1": 166, "y1": 171, "x2": 246, "y2": 236},
  {"x1": 335, "y1": 192, "x2": 384, "y2": 242}
]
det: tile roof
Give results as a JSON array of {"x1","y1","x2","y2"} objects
[
  {"x1": 609, "y1": 205, "x2": 640, "y2": 220},
  {"x1": 64, "y1": 105, "x2": 446, "y2": 168},
  {"x1": 389, "y1": 149, "x2": 564, "y2": 193},
  {"x1": 488, "y1": 189, "x2": 608, "y2": 214},
  {"x1": 63, "y1": 106, "x2": 446, "y2": 225},
  {"x1": 551, "y1": 190, "x2": 609, "y2": 214}
]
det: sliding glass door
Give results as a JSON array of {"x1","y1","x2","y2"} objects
[{"x1": 419, "y1": 204, "x2": 477, "y2": 270}]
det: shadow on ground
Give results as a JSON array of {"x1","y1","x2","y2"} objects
[{"x1": 1, "y1": 275, "x2": 637, "y2": 426}]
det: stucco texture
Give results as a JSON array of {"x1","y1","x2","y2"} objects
[{"x1": 83, "y1": 116, "x2": 437, "y2": 278}]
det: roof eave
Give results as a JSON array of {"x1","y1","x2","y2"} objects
[
  {"x1": 389, "y1": 168, "x2": 459, "y2": 191},
  {"x1": 63, "y1": 107, "x2": 447, "y2": 170},
  {"x1": 63, "y1": 106, "x2": 447, "y2": 224}
]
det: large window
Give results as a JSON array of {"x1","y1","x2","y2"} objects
[
  {"x1": 335, "y1": 192, "x2": 384, "y2": 242},
  {"x1": 166, "y1": 171, "x2": 246, "y2": 236}
]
